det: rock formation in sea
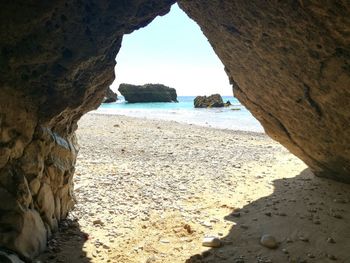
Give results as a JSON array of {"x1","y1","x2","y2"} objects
[
  {"x1": 194, "y1": 94, "x2": 225, "y2": 108},
  {"x1": 103, "y1": 87, "x2": 118, "y2": 103},
  {"x1": 0, "y1": 0, "x2": 349, "y2": 260},
  {"x1": 119, "y1": 83, "x2": 178, "y2": 103}
]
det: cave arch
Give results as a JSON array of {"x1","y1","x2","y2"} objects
[{"x1": 0, "y1": 0, "x2": 349, "y2": 260}]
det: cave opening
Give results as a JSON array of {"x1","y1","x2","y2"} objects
[
  {"x1": 1, "y1": 1, "x2": 350, "y2": 262},
  {"x1": 36, "y1": 3, "x2": 350, "y2": 263},
  {"x1": 98, "y1": 3, "x2": 263, "y2": 132}
]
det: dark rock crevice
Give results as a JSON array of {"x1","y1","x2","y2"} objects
[{"x1": 303, "y1": 83, "x2": 323, "y2": 118}]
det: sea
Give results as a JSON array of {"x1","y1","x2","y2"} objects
[{"x1": 93, "y1": 96, "x2": 264, "y2": 133}]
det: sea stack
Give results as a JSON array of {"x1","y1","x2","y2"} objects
[
  {"x1": 194, "y1": 94, "x2": 230, "y2": 108},
  {"x1": 119, "y1": 83, "x2": 178, "y2": 103},
  {"x1": 103, "y1": 87, "x2": 118, "y2": 103}
]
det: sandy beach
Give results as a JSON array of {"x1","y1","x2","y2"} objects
[{"x1": 37, "y1": 113, "x2": 350, "y2": 263}]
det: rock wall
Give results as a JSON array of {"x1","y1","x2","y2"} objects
[
  {"x1": 0, "y1": 0, "x2": 175, "y2": 260},
  {"x1": 103, "y1": 87, "x2": 118, "y2": 103},
  {"x1": 179, "y1": 0, "x2": 350, "y2": 183},
  {"x1": 1, "y1": 0, "x2": 350, "y2": 260}
]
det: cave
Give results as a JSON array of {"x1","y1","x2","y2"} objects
[{"x1": 0, "y1": 0, "x2": 349, "y2": 261}]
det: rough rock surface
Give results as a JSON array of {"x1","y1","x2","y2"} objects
[
  {"x1": 1, "y1": 0, "x2": 350, "y2": 260},
  {"x1": 0, "y1": 250, "x2": 25, "y2": 263},
  {"x1": 0, "y1": 0, "x2": 175, "y2": 260},
  {"x1": 103, "y1": 87, "x2": 118, "y2": 103},
  {"x1": 194, "y1": 94, "x2": 225, "y2": 108},
  {"x1": 179, "y1": 0, "x2": 350, "y2": 183},
  {"x1": 119, "y1": 83, "x2": 178, "y2": 103}
]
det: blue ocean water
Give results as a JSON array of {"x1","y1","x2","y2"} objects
[{"x1": 94, "y1": 96, "x2": 264, "y2": 132}]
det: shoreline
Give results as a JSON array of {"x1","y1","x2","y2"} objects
[{"x1": 89, "y1": 111, "x2": 266, "y2": 135}]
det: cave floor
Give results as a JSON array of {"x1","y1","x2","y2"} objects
[{"x1": 36, "y1": 113, "x2": 350, "y2": 263}]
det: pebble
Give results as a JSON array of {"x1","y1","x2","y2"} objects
[
  {"x1": 234, "y1": 256, "x2": 245, "y2": 263},
  {"x1": 201, "y1": 221, "x2": 212, "y2": 228},
  {"x1": 260, "y1": 234, "x2": 278, "y2": 249},
  {"x1": 332, "y1": 213, "x2": 343, "y2": 219},
  {"x1": 327, "y1": 254, "x2": 337, "y2": 260},
  {"x1": 202, "y1": 236, "x2": 222, "y2": 248},
  {"x1": 299, "y1": 236, "x2": 309, "y2": 242},
  {"x1": 313, "y1": 219, "x2": 321, "y2": 224},
  {"x1": 92, "y1": 219, "x2": 104, "y2": 226},
  {"x1": 327, "y1": 237, "x2": 336, "y2": 244},
  {"x1": 264, "y1": 212, "x2": 272, "y2": 217}
]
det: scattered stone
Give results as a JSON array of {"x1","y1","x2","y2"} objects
[
  {"x1": 327, "y1": 237, "x2": 336, "y2": 244},
  {"x1": 103, "y1": 244, "x2": 110, "y2": 249},
  {"x1": 333, "y1": 198, "x2": 349, "y2": 204},
  {"x1": 299, "y1": 236, "x2": 309, "y2": 242},
  {"x1": 327, "y1": 254, "x2": 337, "y2": 260},
  {"x1": 202, "y1": 237, "x2": 222, "y2": 248},
  {"x1": 332, "y1": 213, "x2": 343, "y2": 219},
  {"x1": 282, "y1": 248, "x2": 289, "y2": 254},
  {"x1": 234, "y1": 256, "x2": 245, "y2": 263},
  {"x1": 313, "y1": 219, "x2": 321, "y2": 225},
  {"x1": 264, "y1": 212, "x2": 272, "y2": 217},
  {"x1": 260, "y1": 234, "x2": 278, "y2": 249},
  {"x1": 92, "y1": 219, "x2": 104, "y2": 226},
  {"x1": 201, "y1": 221, "x2": 212, "y2": 228}
]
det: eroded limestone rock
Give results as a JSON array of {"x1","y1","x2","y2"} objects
[
  {"x1": 0, "y1": 0, "x2": 349, "y2": 260},
  {"x1": 194, "y1": 94, "x2": 225, "y2": 108},
  {"x1": 103, "y1": 87, "x2": 118, "y2": 103},
  {"x1": 119, "y1": 83, "x2": 178, "y2": 103},
  {"x1": 0, "y1": 0, "x2": 175, "y2": 259},
  {"x1": 179, "y1": 0, "x2": 350, "y2": 183}
]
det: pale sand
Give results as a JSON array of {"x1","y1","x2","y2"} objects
[{"x1": 37, "y1": 113, "x2": 350, "y2": 263}]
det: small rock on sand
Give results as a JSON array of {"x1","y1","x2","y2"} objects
[
  {"x1": 260, "y1": 234, "x2": 278, "y2": 249},
  {"x1": 202, "y1": 237, "x2": 222, "y2": 248},
  {"x1": 93, "y1": 219, "x2": 104, "y2": 226}
]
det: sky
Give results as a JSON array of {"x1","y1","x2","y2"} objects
[{"x1": 110, "y1": 3, "x2": 233, "y2": 96}]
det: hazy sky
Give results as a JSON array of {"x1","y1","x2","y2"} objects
[{"x1": 110, "y1": 4, "x2": 233, "y2": 96}]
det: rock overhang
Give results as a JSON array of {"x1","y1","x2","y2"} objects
[{"x1": 0, "y1": 0, "x2": 349, "y2": 260}]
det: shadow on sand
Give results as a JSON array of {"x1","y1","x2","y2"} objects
[
  {"x1": 36, "y1": 169, "x2": 350, "y2": 263},
  {"x1": 36, "y1": 219, "x2": 92, "y2": 263},
  {"x1": 186, "y1": 168, "x2": 350, "y2": 263}
]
